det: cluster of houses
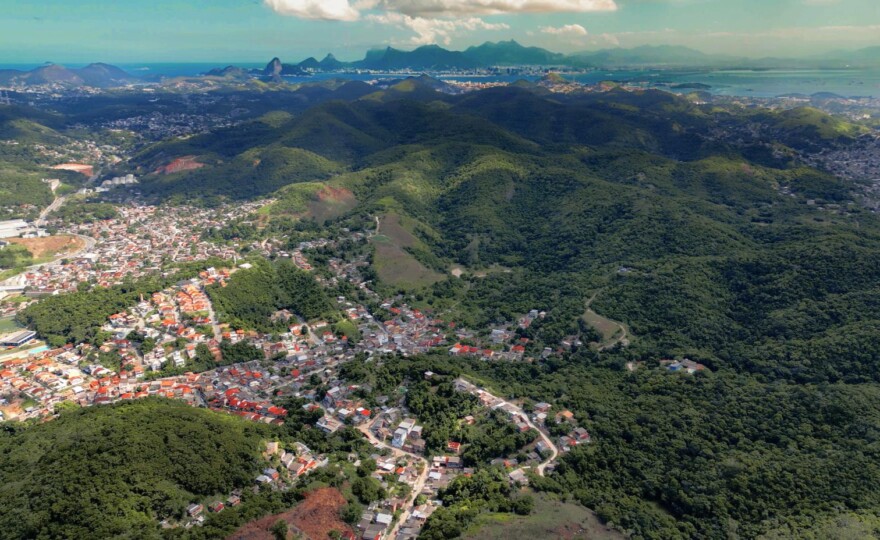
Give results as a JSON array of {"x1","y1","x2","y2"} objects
[
  {"x1": 177, "y1": 440, "x2": 329, "y2": 529},
  {"x1": 530, "y1": 402, "x2": 592, "y2": 453},
  {"x1": 5, "y1": 203, "x2": 260, "y2": 300},
  {"x1": 264, "y1": 441, "x2": 327, "y2": 483}
]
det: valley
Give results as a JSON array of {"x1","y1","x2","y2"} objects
[{"x1": 1, "y1": 59, "x2": 880, "y2": 540}]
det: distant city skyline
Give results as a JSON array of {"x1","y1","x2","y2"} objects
[{"x1": 1, "y1": 0, "x2": 878, "y2": 63}]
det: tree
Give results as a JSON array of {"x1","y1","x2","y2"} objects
[
  {"x1": 340, "y1": 501, "x2": 364, "y2": 525},
  {"x1": 270, "y1": 519, "x2": 288, "y2": 540},
  {"x1": 352, "y1": 477, "x2": 385, "y2": 505}
]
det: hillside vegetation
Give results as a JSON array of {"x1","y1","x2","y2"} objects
[
  {"x1": 0, "y1": 399, "x2": 273, "y2": 539},
  {"x1": 131, "y1": 86, "x2": 880, "y2": 385},
  {"x1": 122, "y1": 83, "x2": 880, "y2": 538}
]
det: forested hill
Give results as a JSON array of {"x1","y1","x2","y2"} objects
[
  {"x1": 0, "y1": 399, "x2": 274, "y2": 539},
  {"x1": 129, "y1": 83, "x2": 880, "y2": 384}
]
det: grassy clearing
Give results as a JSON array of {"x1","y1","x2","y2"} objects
[
  {"x1": 463, "y1": 492, "x2": 625, "y2": 540},
  {"x1": 307, "y1": 185, "x2": 358, "y2": 222},
  {"x1": 583, "y1": 308, "x2": 623, "y2": 343},
  {"x1": 371, "y1": 214, "x2": 443, "y2": 289},
  {"x1": 0, "y1": 317, "x2": 23, "y2": 333},
  {"x1": 263, "y1": 183, "x2": 357, "y2": 223},
  {"x1": 372, "y1": 238, "x2": 442, "y2": 290}
]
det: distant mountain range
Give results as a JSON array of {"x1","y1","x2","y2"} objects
[
  {"x1": 2, "y1": 41, "x2": 879, "y2": 88},
  {"x1": 0, "y1": 62, "x2": 134, "y2": 88},
  {"x1": 245, "y1": 41, "x2": 880, "y2": 74}
]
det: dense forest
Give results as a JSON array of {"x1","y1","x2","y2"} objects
[
  {"x1": 206, "y1": 259, "x2": 338, "y2": 331},
  {"x1": 348, "y1": 354, "x2": 880, "y2": 539},
  {"x1": 0, "y1": 399, "x2": 274, "y2": 539}
]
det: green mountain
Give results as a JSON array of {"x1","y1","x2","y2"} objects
[
  {"x1": 0, "y1": 399, "x2": 273, "y2": 539},
  {"x1": 463, "y1": 40, "x2": 567, "y2": 66},
  {"x1": 0, "y1": 105, "x2": 88, "y2": 216},
  {"x1": 356, "y1": 45, "x2": 480, "y2": 70},
  {"x1": 133, "y1": 84, "x2": 878, "y2": 381}
]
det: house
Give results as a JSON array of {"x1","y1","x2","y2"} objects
[
  {"x1": 509, "y1": 469, "x2": 529, "y2": 485},
  {"x1": 534, "y1": 402, "x2": 552, "y2": 414},
  {"x1": 362, "y1": 524, "x2": 386, "y2": 540},
  {"x1": 317, "y1": 415, "x2": 343, "y2": 434},
  {"x1": 445, "y1": 456, "x2": 462, "y2": 469},
  {"x1": 392, "y1": 428, "x2": 408, "y2": 449},
  {"x1": 555, "y1": 410, "x2": 575, "y2": 424},
  {"x1": 209, "y1": 502, "x2": 225, "y2": 513},
  {"x1": 187, "y1": 504, "x2": 203, "y2": 517},
  {"x1": 572, "y1": 427, "x2": 591, "y2": 443},
  {"x1": 407, "y1": 438, "x2": 426, "y2": 454}
]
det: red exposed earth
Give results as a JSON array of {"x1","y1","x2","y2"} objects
[
  {"x1": 156, "y1": 156, "x2": 205, "y2": 175},
  {"x1": 226, "y1": 487, "x2": 354, "y2": 540}
]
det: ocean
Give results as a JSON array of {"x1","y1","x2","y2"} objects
[{"x1": 2, "y1": 62, "x2": 878, "y2": 98}]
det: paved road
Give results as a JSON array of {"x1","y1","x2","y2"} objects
[
  {"x1": 35, "y1": 195, "x2": 66, "y2": 227},
  {"x1": 36, "y1": 169, "x2": 100, "y2": 227},
  {"x1": 205, "y1": 292, "x2": 223, "y2": 340},
  {"x1": 455, "y1": 377, "x2": 559, "y2": 477},
  {"x1": 358, "y1": 418, "x2": 430, "y2": 540}
]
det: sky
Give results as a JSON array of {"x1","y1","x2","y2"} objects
[{"x1": 0, "y1": 0, "x2": 878, "y2": 64}]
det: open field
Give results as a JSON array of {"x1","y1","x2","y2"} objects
[
  {"x1": 0, "y1": 317, "x2": 23, "y2": 333},
  {"x1": 464, "y1": 493, "x2": 625, "y2": 540},
  {"x1": 371, "y1": 214, "x2": 442, "y2": 289},
  {"x1": 8, "y1": 235, "x2": 85, "y2": 262},
  {"x1": 583, "y1": 291, "x2": 631, "y2": 350},
  {"x1": 583, "y1": 308, "x2": 623, "y2": 343}
]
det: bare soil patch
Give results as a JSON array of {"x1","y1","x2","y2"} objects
[
  {"x1": 227, "y1": 487, "x2": 353, "y2": 540},
  {"x1": 307, "y1": 186, "x2": 357, "y2": 222},
  {"x1": 8, "y1": 235, "x2": 85, "y2": 261},
  {"x1": 157, "y1": 156, "x2": 205, "y2": 175}
]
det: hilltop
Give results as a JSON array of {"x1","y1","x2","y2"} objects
[
  {"x1": 0, "y1": 62, "x2": 135, "y2": 87},
  {"x1": 0, "y1": 399, "x2": 274, "y2": 539}
]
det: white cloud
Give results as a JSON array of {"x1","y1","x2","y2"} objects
[
  {"x1": 265, "y1": 0, "x2": 616, "y2": 46},
  {"x1": 596, "y1": 32, "x2": 619, "y2": 46},
  {"x1": 367, "y1": 12, "x2": 509, "y2": 45},
  {"x1": 263, "y1": 0, "x2": 360, "y2": 21},
  {"x1": 265, "y1": 0, "x2": 618, "y2": 21},
  {"x1": 373, "y1": 0, "x2": 618, "y2": 17},
  {"x1": 540, "y1": 24, "x2": 588, "y2": 36}
]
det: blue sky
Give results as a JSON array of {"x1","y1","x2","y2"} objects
[{"x1": 1, "y1": 0, "x2": 878, "y2": 63}]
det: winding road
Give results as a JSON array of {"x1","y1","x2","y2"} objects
[
  {"x1": 358, "y1": 418, "x2": 430, "y2": 540},
  {"x1": 454, "y1": 377, "x2": 560, "y2": 477}
]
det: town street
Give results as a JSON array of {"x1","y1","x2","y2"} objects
[{"x1": 358, "y1": 417, "x2": 430, "y2": 540}]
